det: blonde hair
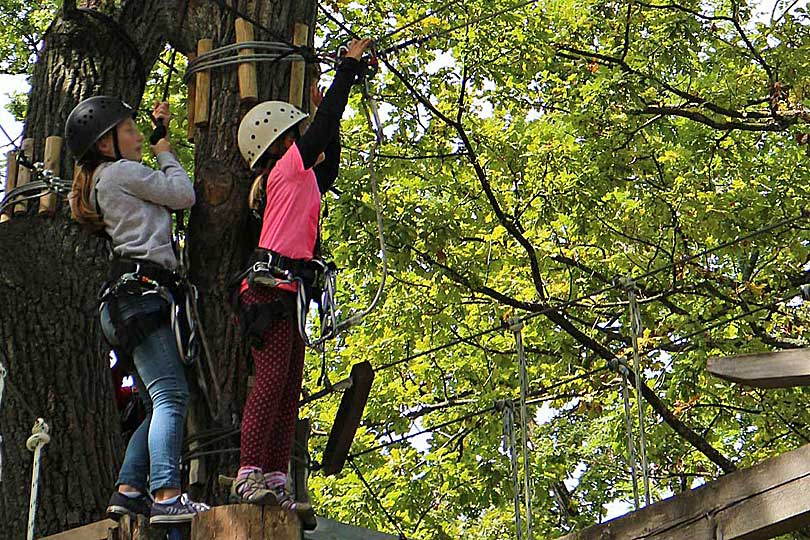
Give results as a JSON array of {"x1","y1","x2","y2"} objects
[{"x1": 69, "y1": 160, "x2": 105, "y2": 232}]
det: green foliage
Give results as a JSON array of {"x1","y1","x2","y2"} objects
[{"x1": 13, "y1": 0, "x2": 810, "y2": 538}]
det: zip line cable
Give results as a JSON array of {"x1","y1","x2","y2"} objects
[{"x1": 348, "y1": 457, "x2": 408, "y2": 539}]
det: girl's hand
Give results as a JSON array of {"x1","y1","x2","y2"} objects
[
  {"x1": 151, "y1": 138, "x2": 172, "y2": 156},
  {"x1": 344, "y1": 38, "x2": 373, "y2": 60},
  {"x1": 310, "y1": 82, "x2": 324, "y2": 108},
  {"x1": 152, "y1": 101, "x2": 172, "y2": 126}
]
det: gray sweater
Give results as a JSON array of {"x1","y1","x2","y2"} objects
[{"x1": 91, "y1": 152, "x2": 195, "y2": 270}]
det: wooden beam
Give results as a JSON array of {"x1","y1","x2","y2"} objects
[
  {"x1": 558, "y1": 443, "x2": 810, "y2": 540},
  {"x1": 38, "y1": 519, "x2": 116, "y2": 540},
  {"x1": 304, "y1": 517, "x2": 398, "y2": 540},
  {"x1": 322, "y1": 361, "x2": 374, "y2": 476},
  {"x1": 708, "y1": 348, "x2": 810, "y2": 389},
  {"x1": 191, "y1": 505, "x2": 299, "y2": 540}
]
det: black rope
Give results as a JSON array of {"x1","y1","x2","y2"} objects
[{"x1": 348, "y1": 457, "x2": 408, "y2": 539}]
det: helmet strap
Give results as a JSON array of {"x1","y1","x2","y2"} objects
[{"x1": 112, "y1": 128, "x2": 123, "y2": 160}]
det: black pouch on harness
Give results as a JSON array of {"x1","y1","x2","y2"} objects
[{"x1": 103, "y1": 292, "x2": 170, "y2": 367}]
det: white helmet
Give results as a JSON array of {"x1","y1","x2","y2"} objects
[{"x1": 238, "y1": 101, "x2": 308, "y2": 169}]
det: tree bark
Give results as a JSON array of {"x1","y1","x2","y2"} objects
[{"x1": 0, "y1": 2, "x2": 178, "y2": 537}]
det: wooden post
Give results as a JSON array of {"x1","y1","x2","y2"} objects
[
  {"x1": 708, "y1": 348, "x2": 810, "y2": 388},
  {"x1": 38, "y1": 135, "x2": 62, "y2": 215},
  {"x1": 194, "y1": 39, "x2": 212, "y2": 127},
  {"x1": 1, "y1": 151, "x2": 18, "y2": 223},
  {"x1": 14, "y1": 138, "x2": 34, "y2": 215},
  {"x1": 557, "y1": 443, "x2": 810, "y2": 540},
  {"x1": 288, "y1": 23, "x2": 309, "y2": 109},
  {"x1": 292, "y1": 418, "x2": 316, "y2": 530},
  {"x1": 191, "y1": 505, "x2": 299, "y2": 540},
  {"x1": 234, "y1": 19, "x2": 258, "y2": 104},
  {"x1": 187, "y1": 52, "x2": 197, "y2": 142},
  {"x1": 322, "y1": 361, "x2": 374, "y2": 475}
]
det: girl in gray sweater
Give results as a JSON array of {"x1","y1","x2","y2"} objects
[{"x1": 66, "y1": 97, "x2": 208, "y2": 524}]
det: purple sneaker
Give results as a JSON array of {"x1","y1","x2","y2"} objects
[{"x1": 149, "y1": 494, "x2": 210, "y2": 524}]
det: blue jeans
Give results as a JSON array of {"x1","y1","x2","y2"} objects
[{"x1": 100, "y1": 293, "x2": 189, "y2": 494}]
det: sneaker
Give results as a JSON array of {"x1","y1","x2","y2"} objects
[
  {"x1": 106, "y1": 491, "x2": 152, "y2": 519},
  {"x1": 149, "y1": 494, "x2": 210, "y2": 524},
  {"x1": 263, "y1": 480, "x2": 312, "y2": 515},
  {"x1": 231, "y1": 470, "x2": 274, "y2": 504}
]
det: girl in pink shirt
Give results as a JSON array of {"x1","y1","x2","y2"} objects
[{"x1": 231, "y1": 38, "x2": 372, "y2": 511}]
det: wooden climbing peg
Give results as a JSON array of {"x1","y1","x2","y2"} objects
[
  {"x1": 289, "y1": 22, "x2": 309, "y2": 109},
  {"x1": 235, "y1": 18, "x2": 258, "y2": 104},
  {"x1": 1, "y1": 151, "x2": 18, "y2": 223},
  {"x1": 39, "y1": 135, "x2": 62, "y2": 215},
  {"x1": 194, "y1": 39, "x2": 213, "y2": 127},
  {"x1": 14, "y1": 138, "x2": 33, "y2": 215}
]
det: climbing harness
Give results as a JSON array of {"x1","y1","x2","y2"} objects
[
  {"x1": 26, "y1": 418, "x2": 50, "y2": 540},
  {"x1": 621, "y1": 277, "x2": 651, "y2": 506},
  {"x1": 498, "y1": 399, "x2": 524, "y2": 540},
  {"x1": 509, "y1": 318, "x2": 533, "y2": 540}
]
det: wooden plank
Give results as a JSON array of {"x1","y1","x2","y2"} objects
[
  {"x1": 234, "y1": 19, "x2": 258, "y2": 104},
  {"x1": 14, "y1": 138, "x2": 33, "y2": 215},
  {"x1": 191, "y1": 505, "x2": 299, "y2": 540},
  {"x1": 1, "y1": 150, "x2": 18, "y2": 222},
  {"x1": 39, "y1": 135, "x2": 62, "y2": 215},
  {"x1": 558, "y1": 443, "x2": 810, "y2": 540},
  {"x1": 293, "y1": 418, "x2": 317, "y2": 530},
  {"x1": 38, "y1": 519, "x2": 117, "y2": 540},
  {"x1": 194, "y1": 39, "x2": 212, "y2": 127},
  {"x1": 708, "y1": 348, "x2": 810, "y2": 389},
  {"x1": 304, "y1": 517, "x2": 398, "y2": 540},
  {"x1": 322, "y1": 361, "x2": 374, "y2": 476},
  {"x1": 288, "y1": 23, "x2": 309, "y2": 109}
]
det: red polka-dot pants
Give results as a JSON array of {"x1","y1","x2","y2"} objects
[{"x1": 239, "y1": 286, "x2": 305, "y2": 473}]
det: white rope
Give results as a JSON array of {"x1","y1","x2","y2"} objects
[
  {"x1": 625, "y1": 279, "x2": 652, "y2": 506},
  {"x1": 501, "y1": 400, "x2": 523, "y2": 540},
  {"x1": 26, "y1": 418, "x2": 50, "y2": 540},
  {"x1": 510, "y1": 319, "x2": 533, "y2": 540}
]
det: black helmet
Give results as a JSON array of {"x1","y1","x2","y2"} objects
[{"x1": 64, "y1": 96, "x2": 136, "y2": 162}]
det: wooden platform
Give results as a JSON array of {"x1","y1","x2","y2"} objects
[
  {"x1": 558, "y1": 443, "x2": 810, "y2": 540},
  {"x1": 708, "y1": 348, "x2": 810, "y2": 388},
  {"x1": 38, "y1": 506, "x2": 299, "y2": 540}
]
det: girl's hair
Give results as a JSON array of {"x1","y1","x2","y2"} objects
[{"x1": 69, "y1": 149, "x2": 109, "y2": 232}]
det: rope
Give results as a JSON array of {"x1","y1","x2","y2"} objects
[
  {"x1": 623, "y1": 280, "x2": 651, "y2": 506},
  {"x1": 509, "y1": 319, "x2": 533, "y2": 539},
  {"x1": 182, "y1": 43, "x2": 314, "y2": 82},
  {"x1": 499, "y1": 400, "x2": 523, "y2": 540},
  {"x1": 347, "y1": 457, "x2": 408, "y2": 539},
  {"x1": 26, "y1": 418, "x2": 50, "y2": 540},
  {"x1": 614, "y1": 357, "x2": 640, "y2": 509}
]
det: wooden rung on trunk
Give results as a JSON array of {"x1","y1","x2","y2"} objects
[
  {"x1": 194, "y1": 39, "x2": 213, "y2": 127},
  {"x1": 708, "y1": 348, "x2": 810, "y2": 389},
  {"x1": 288, "y1": 23, "x2": 309, "y2": 109},
  {"x1": 39, "y1": 135, "x2": 62, "y2": 215},
  {"x1": 1, "y1": 150, "x2": 18, "y2": 223},
  {"x1": 234, "y1": 18, "x2": 258, "y2": 104},
  {"x1": 14, "y1": 138, "x2": 34, "y2": 215}
]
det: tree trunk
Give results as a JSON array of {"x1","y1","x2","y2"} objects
[
  {"x1": 0, "y1": 0, "x2": 317, "y2": 536},
  {"x1": 184, "y1": 0, "x2": 317, "y2": 499},
  {"x1": 0, "y1": 2, "x2": 178, "y2": 537}
]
